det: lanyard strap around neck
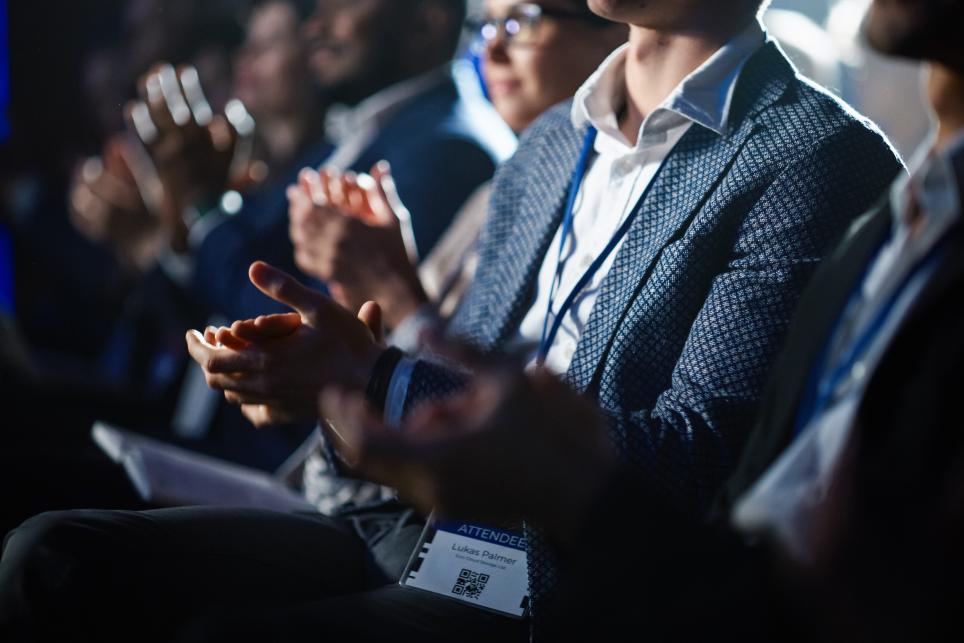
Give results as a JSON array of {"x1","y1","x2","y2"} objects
[{"x1": 537, "y1": 126, "x2": 662, "y2": 363}]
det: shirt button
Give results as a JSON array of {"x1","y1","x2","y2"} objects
[{"x1": 579, "y1": 255, "x2": 594, "y2": 269}]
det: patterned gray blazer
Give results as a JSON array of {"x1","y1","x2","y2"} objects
[{"x1": 400, "y1": 41, "x2": 901, "y2": 628}]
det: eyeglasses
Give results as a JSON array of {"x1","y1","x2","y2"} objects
[{"x1": 468, "y1": 3, "x2": 611, "y2": 49}]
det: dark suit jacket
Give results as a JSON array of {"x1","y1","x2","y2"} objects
[
  {"x1": 193, "y1": 70, "x2": 516, "y2": 322},
  {"x1": 393, "y1": 41, "x2": 903, "y2": 631}
]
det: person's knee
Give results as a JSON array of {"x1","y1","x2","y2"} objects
[{"x1": 1, "y1": 510, "x2": 127, "y2": 616}]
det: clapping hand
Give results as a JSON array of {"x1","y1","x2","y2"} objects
[
  {"x1": 287, "y1": 162, "x2": 428, "y2": 328},
  {"x1": 126, "y1": 62, "x2": 259, "y2": 251},
  {"x1": 185, "y1": 261, "x2": 385, "y2": 428},
  {"x1": 68, "y1": 134, "x2": 165, "y2": 272}
]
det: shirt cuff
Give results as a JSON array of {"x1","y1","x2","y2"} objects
[{"x1": 384, "y1": 356, "x2": 417, "y2": 426}]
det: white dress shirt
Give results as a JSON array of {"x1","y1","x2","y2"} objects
[
  {"x1": 513, "y1": 22, "x2": 766, "y2": 373},
  {"x1": 384, "y1": 20, "x2": 766, "y2": 423},
  {"x1": 732, "y1": 132, "x2": 964, "y2": 563}
]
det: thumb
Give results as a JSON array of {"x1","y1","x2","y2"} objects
[
  {"x1": 248, "y1": 261, "x2": 320, "y2": 322},
  {"x1": 370, "y1": 161, "x2": 410, "y2": 223},
  {"x1": 371, "y1": 161, "x2": 418, "y2": 263},
  {"x1": 357, "y1": 300, "x2": 384, "y2": 344}
]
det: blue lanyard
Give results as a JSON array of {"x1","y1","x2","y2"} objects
[
  {"x1": 792, "y1": 234, "x2": 948, "y2": 437},
  {"x1": 537, "y1": 127, "x2": 664, "y2": 363}
]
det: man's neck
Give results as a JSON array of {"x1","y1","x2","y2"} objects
[
  {"x1": 619, "y1": 21, "x2": 751, "y2": 143},
  {"x1": 928, "y1": 63, "x2": 964, "y2": 152}
]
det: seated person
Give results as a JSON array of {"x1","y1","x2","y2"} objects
[
  {"x1": 286, "y1": 0, "x2": 628, "y2": 341},
  {"x1": 315, "y1": 4, "x2": 964, "y2": 641},
  {"x1": 0, "y1": 0, "x2": 902, "y2": 641},
  {"x1": 284, "y1": 0, "x2": 628, "y2": 509}
]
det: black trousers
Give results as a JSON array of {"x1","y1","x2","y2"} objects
[{"x1": 0, "y1": 504, "x2": 528, "y2": 643}]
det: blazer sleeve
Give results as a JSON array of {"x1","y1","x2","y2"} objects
[{"x1": 599, "y1": 122, "x2": 902, "y2": 513}]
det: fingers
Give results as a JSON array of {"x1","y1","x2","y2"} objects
[
  {"x1": 157, "y1": 63, "x2": 193, "y2": 127},
  {"x1": 185, "y1": 329, "x2": 265, "y2": 374},
  {"x1": 255, "y1": 312, "x2": 303, "y2": 336},
  {"x1": 231, "y1": 313, "x2": 303, "y2": 342},
  {"x1": 247, "y1": 261, "x2": 323, "y2": 321},
  {"x1": 224, "y1": 98, "x2": 255, "y2": 138},
  {"x1": 371, "y1": 161, "x2": 417, "y2": 260},
  {"x1": 125, "y1": 99, "x2": 160, "y2": 146},
  {"x1": 216, "y1": 326, "x2": 252, "y2": 351},
  {"x1": 207, "y1": 113, "x2": 237, "y2": 154},
  {"x1": 138, "y1": 63, "x2": 185, "y2": 138},
  {"x1": 357, "y1": 301, "x2": 384, "y2": 344},
  {"x1": 300, "y1": 168, "x2": 329, "y2": 207},
  {"x1": 372, "y1": 161, "x2": 409, "y2": 222},
  {"x1": 177, "y1": 64, "x2": 213, "y2": 126}
]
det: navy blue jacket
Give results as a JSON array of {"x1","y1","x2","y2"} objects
[{"x1": 193, "y1": 70, "x2": 516, "y2": 322}]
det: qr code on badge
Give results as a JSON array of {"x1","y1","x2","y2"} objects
[{"x1": 452, "y1": 568, "x2": 489, "y2": 600}]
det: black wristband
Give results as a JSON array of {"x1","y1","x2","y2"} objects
[{"x1": 365, "y1": 346, "x2": 406, "y2": 415}]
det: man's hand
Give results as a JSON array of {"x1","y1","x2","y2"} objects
[
  {"x1": 68, "y1": 135, "x2": 165, "y2": 272},
  {"x1": 185, "y1": 261, "x2": 385, "y2": 428},
  {"x1": 287, "y1": 162, "x2": 428, "y2": 328},
  {"x1": 320, "y1": 365, "x2": 617, "y2": 548},
  {"x1": 127, "y1": 62, "x2": 257, "y2": 251}
]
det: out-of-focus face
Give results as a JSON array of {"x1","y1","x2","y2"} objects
[
  {"x1": 234, "y1": 2, "x2": 310, "y2": 120},
  {"x1": 864, "y1": 0, "x2": 964, "y2": 62},
  {"x1": 302, "y1": 0, "x2": 407, "y2": 103},
  {"x1": 480, "y1": 0, "x2": 627, "y2": 132}
]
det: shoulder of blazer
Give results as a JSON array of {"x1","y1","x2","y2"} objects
[{"x1": 732, "y1": 41, "x2": 898, "y2": 168}]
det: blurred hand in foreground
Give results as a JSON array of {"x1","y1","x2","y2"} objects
[{"x1": 320, "y1": 361, "x2": 617, "y2": 547}]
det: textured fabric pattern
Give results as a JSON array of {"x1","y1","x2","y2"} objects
[{"x1": 401, "y1": 42, "x2": 902, "y2": 639}]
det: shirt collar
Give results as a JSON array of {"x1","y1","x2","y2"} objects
[
  {"x1": 325, "y1": 66, "x2": 451, "y2": 146},
  {"x1": 890, "y1": 129, "x2": 964, "y2": 235},
  {"x1": 571, "y1": 19, "x2": 766, "y2": 153}
]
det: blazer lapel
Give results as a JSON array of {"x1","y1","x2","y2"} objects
[
  {"x1": 565, "y1": 42, "x2": 793, "y2": 394},
  {"x1": 483, "y1": 123, "x2": 587, "y2": 347},
  {"x1": 565, "y1": 124, "x2": 751, "y2": 392}
]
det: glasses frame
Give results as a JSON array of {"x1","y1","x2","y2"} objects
[{"x1": 468, "y1": 3, "x2": 611, "y2": 50}]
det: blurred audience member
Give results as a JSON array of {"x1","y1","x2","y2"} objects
[
  {"x1": 191, "y1": 0, "x2": 515, "y2": 325},
  {"x1": 828, "y1": 0, "x2": 931, "y2": 159},
  {"x1": 234, "y1": 0, "x2": 325, "y2": 174},
  {"x1": 287, "y1": 0, "x2": 628, "y2": 341},
  {"x1": 286, "y1": 0, "x2": 626, "y2": 512}
]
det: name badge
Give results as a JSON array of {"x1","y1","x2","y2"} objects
[{"x1": 400, "y1": 518, "x2": 529, "y2": 618}]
